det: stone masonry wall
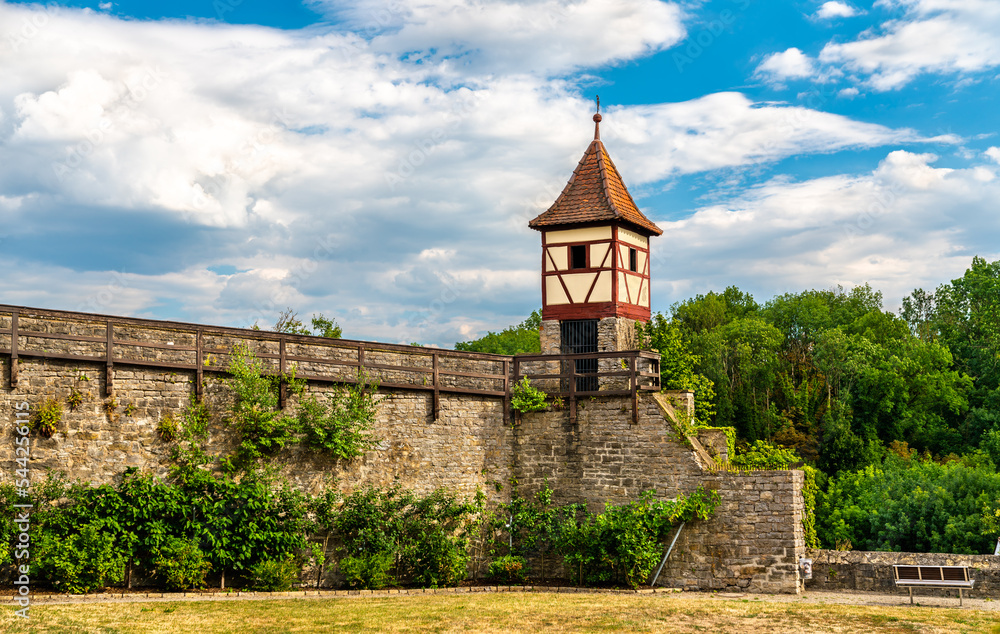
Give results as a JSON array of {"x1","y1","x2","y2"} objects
[
  {"x1": 515, "y1": 394, "x2": 805, "y2": 593},
  {"x1": 0, "y1": 312, "x2": 806, "y2": 593},
  {"x1": 805, "y1": 549, "x2": 1000, "y2": 597},
  {"x1": 0, "y1": 357, "x2": 512, "y2": 501}
]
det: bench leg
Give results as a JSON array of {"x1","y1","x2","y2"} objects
[
  {"x1": 909, "y1": 587, "x2": 913, "y2": 605},
  {"x1": 959, "y1": 588, "x2": 962, "y2": 607}
]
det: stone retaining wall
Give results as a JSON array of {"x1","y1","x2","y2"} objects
[{"x1": 805, "y1": 549, "x2": 1000, "y2": 597}]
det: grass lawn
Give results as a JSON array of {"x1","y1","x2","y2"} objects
[{"x1": 3, "y1": 592, "x2": 998, "y2": 633}]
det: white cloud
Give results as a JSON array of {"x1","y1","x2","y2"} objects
[
  {"x1": 656, "y1": 150, "x2": 1000, "y2": 307},
  {"x1": 985, "y1": 147, "x2": 1000, "y2": 164},
  {"x1": 598, "y1": 92, "x2": 932, "y2": 182},
  {"x1": 815, "y1": 2, "x2": 858, "y2": 19},
  {"x1": 312, "y1": 0, "x2": 687, "y2": 76},
  {"x1": 754, "y1": 48, "x2": 817, "y2": 84},
  {"x1": 819, "y1": 0, "x2": 1000, "y2": 90}
]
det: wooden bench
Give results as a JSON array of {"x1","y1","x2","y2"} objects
[{"x1": 893, "y1": 565, "x2": 974, "y2": 606}]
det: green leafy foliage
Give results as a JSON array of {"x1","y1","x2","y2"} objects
[
  {"x1": 816, "y1": 451, "x2": 1000, "y2": 554},
  {"x1": 554, "y1": 488, "x2": 720, "y2": 589},
  {"x1": 66, "y1": 388, "x2": 85, "y2": 411},
  {"x1": 157, "y1": 414, "x2": 180, "y2": 441},
  {"x1": 35, "y1": 522, "x2": 126, "y2": 594},
  {"x1": 487, "y1": 555, "x2": 527, "y2": 584},
  {"x1": 339, "y1": 552, "x2": 394, "y2": 590},
  {"x1": 511, "y1": 377, "x2": 548, "y2": 413},
  {"x1": 258, "y1": 307, "x2": 343, "y2": 338},
  {"x1": 152, "y1": 537, "x2": 212, "y2": 591},
  {"x1": 223, "y1": 344, "x2": 382, "y2": 466},
  {"x1": 224, "y1": 343, "x2": 302, "y2": 464},
  {"x1": 332, "y1": 486, "x2": 478, "y2": 589},
  {"x1": 248, "y1": 557, "x2": 299, "y2": 591},
  {"x1": 298, "y1": 373, "x2": 385, "y2": 459},
  {"x1": 31, "y1": 398, "x2": 63, "y2": 438},
  {"x1": 455, "y1": 311, "x2": 541, "y2": 355}
]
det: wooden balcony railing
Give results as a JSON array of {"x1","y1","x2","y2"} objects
[{"x1": 0, "y1": 304, "x2": 662, "y2": 425}]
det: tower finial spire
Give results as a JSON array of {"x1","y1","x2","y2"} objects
[{"x1": 593, "y1": 95, "x2": 602, "y2": 141}]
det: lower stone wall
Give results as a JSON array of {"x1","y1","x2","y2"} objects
[
  {"x1": 805, "y1": 549, "x2": 1000, "y2": 596},
  {"x1": 515, "y1": 394, "x2": 805, "y2": 593},
  {"x1": 659, "y1": 471, "x2": 805, "y2": 594}
]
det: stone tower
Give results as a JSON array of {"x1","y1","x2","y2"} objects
[{"x1": 528, "y1": 107, "x2": 662, "y2": 359}]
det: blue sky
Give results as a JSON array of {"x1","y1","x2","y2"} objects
[{"x1": 1, "y1": 0, "x2": 998, "y2": 346}]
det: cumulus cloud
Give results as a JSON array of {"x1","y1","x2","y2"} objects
[
  {"x1": 657, "y1": 150, "x2": 1000, "y2": 306},
  {"x1": 819, "y1": 0, "x2": 1000, "y2": 90},
  {"x1": 596, "y1": 92, "x2": 932, "y2": 183},
  {"x1": 815, "y1": 2, "x2": 858, "y2": 20},
  {"x1": 312, "y1": 0, "x2": 687, "y2": 75},
  {"x1": 754, "y1": 48, "x2": 817, "y2": 85}
]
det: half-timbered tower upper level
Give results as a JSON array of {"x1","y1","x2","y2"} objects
[{"x1": 529, "y1": 111, "x2": 662, "y2": 324}]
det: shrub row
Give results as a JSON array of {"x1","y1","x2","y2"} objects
[{"x1": 1, "y1": 473, "x2": 718, "y2": 593}]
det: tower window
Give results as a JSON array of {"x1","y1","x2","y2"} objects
[
  {"x1": 570, "y1": 245, "x2": 587, "y2": 269},
  {"x1": 629, "y1": 248, "x2": 637, "y2": 272}
]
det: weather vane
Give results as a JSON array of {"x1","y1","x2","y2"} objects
[{"x1": 596, "y1": 95, "x2": 600, "y2": 114}]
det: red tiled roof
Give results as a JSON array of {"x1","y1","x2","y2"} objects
[{"x1": 529, "y1": 135, "x2": 662, "y2": 236}]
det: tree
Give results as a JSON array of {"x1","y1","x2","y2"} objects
[
  {"x1": 455, "y1": 310, "x2": 542, "y2": 355},
  {"x1": 257, "y1": 308, "x2": 343, "y2": 338}
]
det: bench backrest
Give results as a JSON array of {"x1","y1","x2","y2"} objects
[{"x1": 894, "y1": 565, "x2": 969, "y2": 582}]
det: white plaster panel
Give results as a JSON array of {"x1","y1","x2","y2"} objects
[
  {"x1": 591, "y1": 271, "x2": 612, "y2": 302},
  {"x1": 545, "y1": 226, "x2": 612, "y2": 244},
  {"x1": 640, "y1": 282, "x2": 649, "y2": 307},
  {"x1": 590, "y1": 243, "x2": 611, "y2": 269},
  {"x1": 618, "y1": 228, "x2": 649, "y2": 249},
  {"x1": 545, "y1": 276, "x2": 569, "y2": 305},
  {"x1": 638, "y1": 251, "x2": 647, "y2": 274},
  {"x1": 562, "y1": 273, "x2": 595, "y2": 303},
  {"x1": 617, "y1": 272, "x2": 627, "y2": 302},
  {"x1": 547, "y1": 246, "x2": 568, "y2": 272},
  {"x1": 626, "y1": 275, "x2": 641, "y2": 305}
]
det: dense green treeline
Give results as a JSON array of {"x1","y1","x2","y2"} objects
[{"x1": 641, "y1": 257, "x2": 1000, "y2": 469}]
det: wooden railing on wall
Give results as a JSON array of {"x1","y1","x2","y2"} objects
[
  {"x1": 0, "y1": 304, "x2": 662, "y2": 425},
  {"x1": 0, "y1": 304, "x2": 510, "y2": 422},
  {"x1": 513, "y1": 350, "x2": 661, "y2": 424}
]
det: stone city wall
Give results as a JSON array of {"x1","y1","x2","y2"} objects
[
  {"x1": 805, "y1": 549, "x2": 1000, "y2": 597},
  {"x1": 0, "y1": 306, "x2": 806, "y2": 592}
]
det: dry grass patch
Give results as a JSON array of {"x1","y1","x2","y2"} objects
[{"x1": 2, "y1": 592, "x2": 998, "y2": 633}]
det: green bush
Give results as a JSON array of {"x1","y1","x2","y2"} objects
[
  {"x1": 554, "y1": 488, "x2": 719, "y2": 589},
  {"x1": 488, "y1": 555, "x2": 526, "y2": 584},
  {"x1": 35, "y1": 522, "x2": 126, "y2": 594},
  {"x1": 339, "y1": 552, "x2": 394, "y2": 590},
  {"x1": 247, "y1": 557, "x2": 299, "y2": 591},
  {"x1": 31, "y1": 399, "x2": 63, "y2": 438},
  {"x1": 298, "y1": 373, "x2": 384, "y2": 459},
  {"x1": 152, "y1": 537, "x2": 212, "y2": 591},
  {"x1": 511, "y1": 377, "x2": 547, "y2": 413},
  {"x1": 332, "y1": 486, "x2": 478, "y2": 589}
]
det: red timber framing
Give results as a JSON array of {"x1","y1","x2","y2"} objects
[{"x1": 540, "y1": 221, "x2": 652, "y2": 322}]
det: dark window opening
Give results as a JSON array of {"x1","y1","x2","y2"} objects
[
  {"x1": 570, "y1": 245, "x2": 587, "y2": 270},
  {"x1": 629, "y1": 248, "x2": 638, "y2": 272},
  {"x1": 561, "y1": 319, "x2": 598, "y2": 392}
]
